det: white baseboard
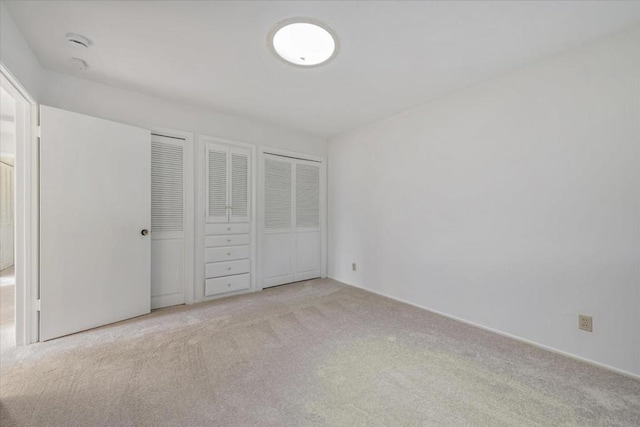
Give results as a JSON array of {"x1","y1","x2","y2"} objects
[{"x1": 328, "y1": 275, "x2": 640, "y2": 381}]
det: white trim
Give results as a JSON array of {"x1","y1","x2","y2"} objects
[
  {"x1": 195, "y1": 134, "x2": 257, "y2": 302},
  {"x1": 261, "y1": 146, "x2": 325, "y2": 164},
  {"x1": 257, "y1": 146, "x2": 327, "y2": 291},
  {"x1": 150, "y1": 127, "x2": 195, "y2": 306},
  {"x1": 0, "y1": 63, "x2": 36, "y2": 104},
  {"x1": 330, "y1": 276, "x2": 640, "y2": 381},
  {"x1": 320, "y1": 155, "x2": 327, "y2": 279},
  {"x1": 195, "y1": 137, "x2": 204, "y2": 302},
  {"x1": 0, "y1": 63, "x2": 38, "y2": 345}
]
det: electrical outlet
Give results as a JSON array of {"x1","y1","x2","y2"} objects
[
  {"x1": 579, "y1": 314, "x2": 593, "y2": 332},
  {"x1": 352, "y1": 263, "x2": 357, "y2": 271}
]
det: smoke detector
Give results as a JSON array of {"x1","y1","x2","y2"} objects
[{"x1": 66, "y1": 33, "x2": 91, "y2": 49}]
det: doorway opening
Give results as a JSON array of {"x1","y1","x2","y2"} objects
[
  {"x1": 0, "y1": 82, "x2": 17, "y2": 349},
  {"x1": 0, "y1": 66, "x2": 37, "y2": 348}
]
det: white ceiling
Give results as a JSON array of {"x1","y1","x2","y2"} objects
[{"x1": 5, "y1": 1, "x2": 640, "y2": 137}]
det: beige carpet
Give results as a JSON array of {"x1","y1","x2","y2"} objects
[{"x1": 1, "y1": 278, "x2": 639, "y2": 426}]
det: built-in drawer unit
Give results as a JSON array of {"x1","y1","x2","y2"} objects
[
  {"x1": 205, "y1": 273, "x2": 250, "y2": 297},
  {"x1": 205, "y1": 246, "x2": 250, "y2": 263},
  {"x1": 206, "y1": 234, "x2": 251, "y2": 248},
  {"x1": 206, "y1": 223, "x2": 250, "y2": 235},
  {"x1": 205, "y1": 259, "x2": 251, "y2": 279}
]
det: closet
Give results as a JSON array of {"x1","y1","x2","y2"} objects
[
  {"x1": 202, "y1": 140, "x2": 252, "y2": 297},
  {"x1": 261, "y1": 153, "x2": 322, "y2": 288}
]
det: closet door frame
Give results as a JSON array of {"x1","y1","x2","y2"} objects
[
  {"x1": 195, "y1": 135, "x2": 257, "y2": 303},
  {"x1": 150, "y1": 127, "x2": 195, "y2": 306},
  {"x1": 257, "y1": 147, "x2": 326, "y2": 291}
]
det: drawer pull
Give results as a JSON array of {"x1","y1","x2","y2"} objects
[
  {"x1": 227, "y1": 267, "x2": 232, "y2": 270},
  {"x1": 227, "y1": 239, "x2": 231, "y2": 242},
  {"x1": 227, "y1": 227, "x2": 231, "y2": 231},
  {"x1": 227, "y1": 252, "x2": 231, "y2": 256},
  {"x1": 227, "y1": 283, "x2": 231, "y2": 287}
]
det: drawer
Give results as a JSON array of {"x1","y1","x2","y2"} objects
[
  {"x1": 205, "y1": 246, "x2": 250, "y2": 263},
  {"x1": 205, "y1": 259, "x2": 251, "y2": 278},
  {"x1": 205, "y1": 273, "x2": 250, "y2": 297},
  {"x1": 206, "y1": 234, "x2": 250, "y2": 247},
  {"x1": 206, "y1": 223, "x2": 250, "y2": 235}
]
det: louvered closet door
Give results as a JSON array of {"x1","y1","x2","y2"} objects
[
  {"x1": 294, "y1": 161, "x2": 321, "y2": 281},
  {"x1": 207, "y1": 143, "x2": 229, "y2": 223},
  {"x1": 151, "y1": 134, "x2": 186, "y2": 309},
  {"x1": 230, "y1": 146, "x2": 250, "y2": 223},
  {"x1": 262, "y1": 155, "x2": 294, "y2": 287}
]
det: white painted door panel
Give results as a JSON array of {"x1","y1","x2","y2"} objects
[
  {"x1": 151, "y1": 239, "x2": 184, "y2": 309},
  {"x1": 295, "y1": 231, "x2": 320, "y2": 280},
  {"x1": 150, "y1": 134, "x2": 187, "y2": 309},
  {"x1": 264, "y1": 232, "x2": 293, "y2": 286},
  {"x1": 262, "y1": 155, "x2": 294, "y2": 287},
  {"x1": 40, "y1": 106, "x2": 151, "y2": 341},
  {"x1": 294, "y1": 161, "x2": 321, "y2": 281}
]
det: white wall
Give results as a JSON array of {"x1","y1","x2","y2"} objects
[
  {"x1": 328, "y1": 27, "x2": 640, "y2": 375},
  {"x1": 40, "y1": 70, "x2": 327, "y2": 156},
  {"x1": 0, "y1": 1, "x2": 42, "y2": 100}
]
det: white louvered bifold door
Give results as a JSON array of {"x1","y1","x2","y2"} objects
[
  {"x1": 262, "y1": 155, "x2": 294, "y2": 287},
  {"x1": 294, "y1": 161, "x2": 321, "y2": 281},
  {"x1": 206, "y1": 143, "x2": 229, "y2": 223},
  {"x1": 151, "y1": 134, "x2": 186, "y2": 309},
  {"x1": 229, "y1": 146, "x2": 250, "y2": 223}
]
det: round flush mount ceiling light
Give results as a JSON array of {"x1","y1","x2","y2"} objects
[{"x1": 269, "y1": 18, "x2": 338, "y2": 67}]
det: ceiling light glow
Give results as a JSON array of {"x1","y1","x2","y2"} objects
[{"x1": 270, "y1": 20, "x2": 337, "y2": 67}]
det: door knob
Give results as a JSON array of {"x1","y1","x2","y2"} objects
[{"x1": 141, "y1": 229, "x2": 149, "y2": 236}]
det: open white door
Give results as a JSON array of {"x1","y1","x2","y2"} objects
[{"x1": 40, "y1": 106, "x2": 151, "y2": 341}]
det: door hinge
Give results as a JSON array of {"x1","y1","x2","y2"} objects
[
  {"x1": 36, "y1": 299, "x2": 41, "y2": 311},
  {"x1": 36, "y1": 125, "x2": 41, "y2": 139}
]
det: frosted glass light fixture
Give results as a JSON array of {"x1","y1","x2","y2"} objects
[{"x1": 270, "y1": 19, "x2": 338, "y2": 67}]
